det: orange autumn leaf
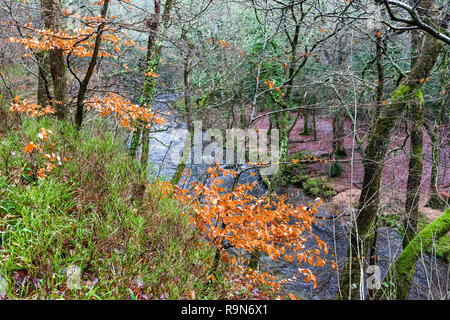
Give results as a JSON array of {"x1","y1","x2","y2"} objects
[
  {"x1": 173, "y1": 165, "x2": 327, "y2": 294},
  {"x1": 24, "y1": 142, "x2": 36, "y2": 153},
  {"x1": 37, "y1": 168, "x2": 46, "y2": 179}
]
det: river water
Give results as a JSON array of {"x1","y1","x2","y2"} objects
[{"x1": 138, "y1": 94, "x2": 449, "y2": 300}]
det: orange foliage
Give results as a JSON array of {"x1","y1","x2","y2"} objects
[
  {"x1": 86, "y1": 93, "x2": 166, "y2": 130},
  {"x1": 8, "y1": 15, "x2": 135, "y2": 59},
  {"x1": 9, "y1": 96, "x2": 56, "y2": 118},
  {"x1": 173, "y1": 166, "x2": 328, "y2": 291},
  {"x1": 24, "y1": 128, "x2": 64, "y2": 180}
]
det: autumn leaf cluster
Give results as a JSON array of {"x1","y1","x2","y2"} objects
[
  {"x1": 173, "y1": 165, "x2": 328, "y2": 290},
  {"x1": 23, "y1": 127, "x2": 66, "y2": 179},
  {"x1": 87, "y1": 93, "x2": 166, "y2": 130}
]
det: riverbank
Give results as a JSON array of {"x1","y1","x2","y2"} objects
[
  {"x1": 0, "y1": 118, "x2": 260, "y2": 300},
  {"x1": 260, "y1": 185, "x2": 450, "y2": 300}
]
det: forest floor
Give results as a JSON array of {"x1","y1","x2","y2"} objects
[{"x1": 254, "y1": 112, "x2": 449, "y2": 222}]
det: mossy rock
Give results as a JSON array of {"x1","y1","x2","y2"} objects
[
  {"x1": 302, "y1": 177, "x2": 336, "y2": 199},
  {"x1": 291, "y1": 173, "x2": 309, "y2": 186}
]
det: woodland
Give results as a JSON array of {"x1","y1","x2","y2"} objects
[{"x1": 0, "y1": 0, "x2": 449, "y2": 300}]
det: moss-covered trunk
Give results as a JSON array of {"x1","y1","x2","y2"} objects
[
  {"x1": 130, "y1": 0, "x2": 173, "y2": 164},
  {"x1": 170, "y1": 26, "x2": 194, "y2": 186},
  {"x1": 337, "y1": 34, "x2": 444, "y2": 300},
  {"x1": 312, "y1": 104, "x2": 317, "y2": 140},
  {"x1": 269, "y1": 7, "x2": 301, "y2": 192},
  {"x1": 377, "y1": 209, "x2": 450, "y2": 300},
  {"x1": 332, "y1": 106, "x2": 346, "y2": 157},
  {"x1": 427, "y1": 56, "x2": 448, "y2": 209},
  {"x1": 302, "y1": 110, "x2": 309, "y2": 136},
  {"x1": 403, "y1": 90, "x2": 424, "y2": 248},
  {"x1": 269, "y1": 109, "x2": 289, "y2": 193},
  {"x1": 139, "y1": 57, "x2": 159, "y2": 169}
]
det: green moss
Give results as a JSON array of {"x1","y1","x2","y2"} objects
[
  {"x1": 379, "y1": 212, "x2": 402, "y2": 228},
  {"x1": 396, "y1": 212, "x2": 449, "y2": 262},
  {"x1": 391, "y1": 84, "x2": 412, "y2": 101},
  {"x1": 379, "y1": 209, "x2": 450, "y2": 300},
  {"x1": 290, "y1": 173, "x2": 309, "y2": 185},
  {"x1": 302, "y1": 177, "x2": 336, "y2": 199},
  {"x1": 415, "y1": 88, "x2": 424, "y2": 101}
]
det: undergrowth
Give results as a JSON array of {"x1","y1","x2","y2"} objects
[{"x1": 0, "y1": 117, "x2": 257, "y2": 299}]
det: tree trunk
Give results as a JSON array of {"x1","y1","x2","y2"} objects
[
  {"x1": 368, "y1": 28, "x2": 385, "y2": 300},
  {"x1": 374, "y1": 29, "x2": 384, "y2": 120},
  {"x1": 302, "y1": 109, "x2": 309, "y2": 135},
  {"x1": 41, "y1": 0, "x2": 68, "y2": 120},
  {"x1": 337, "y1": 33, "x2": 444, "y2": 300},
  {"x1": 130, "y1": 0, "x2": 174, "y2": 162},
  {"x1": 139, "y1": 53, "x2": 160, "y2": 169},
  {"x1": 36, "y1": 51, "x2": 50, "y2": 106},
  {"x1": 403, "y1": 90, "x2": 424, "y2": 248},
  {"x1": 332, "y1": 106, "x2": 346, "y2": 157},
  {"x1": 170, "y1": 26, "x2": 194, "y2": 185},
  {"x1": 427, "y1": 57, "x2": 449, "y2": 209},
  {"x1": 269, "y1": 4, "x2": 300, "y2": 193},
  {"x1": 312, "y1": 104, "x2": 317, "y2": 141},
  {"x1": 75, "y1": 0, "x2": 110, "y2": 128},
  {"x1": 402, "y1": 7, "x2": 425, "y2": 248},
  {"x1": 377, "y1": 209, "x2": 450, "y2": 300},
  {"x1": 170, "y1": 129, "x2": 193, "y2": 186}
]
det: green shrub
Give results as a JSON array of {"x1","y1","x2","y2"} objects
[{"x1": 302, "y1": 177, "x2": 336, "y2": 199}]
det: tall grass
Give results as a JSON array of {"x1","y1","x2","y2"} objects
[{"x1": 0, "y1": 117, "x2": 248, "y2": 299}]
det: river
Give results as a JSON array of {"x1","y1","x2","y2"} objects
[{"x1": 136, "y1": 94, "x2": 449, "y2": 300}]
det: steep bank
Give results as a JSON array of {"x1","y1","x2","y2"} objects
[{"x1": 0, "y1": 117, "x2": 256, "y2": 299}]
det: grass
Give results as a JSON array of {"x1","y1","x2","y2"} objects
[{"x1": 0, "y1": 116, "x2": 254, "y2": 299}]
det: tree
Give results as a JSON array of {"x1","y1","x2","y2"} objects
[
  {"x1": 174, "y1": 165, "x2": 329, "y2": 293},
  {"x1": 128, "y1": 0, "x2": 174, "y2": 165},
  {"x1": 338, "y1": 29, "x2": 445, "y2": 299},
  {"x1": 75, "y1": 0, "x2": 110, "y2": 128},
  {"x1": 377, "y1": 209, "x2": 450, "y2": 300},
  {"x1": 426, "y1": 52, "x2": 449, "y2": 209},
  {"x1": 41, "y1": 0, "x2": 69, "y2": 120}
]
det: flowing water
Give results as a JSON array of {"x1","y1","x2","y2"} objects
[{"x1": 139, "y1": 94, "x2": 449, "y2": 300}]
